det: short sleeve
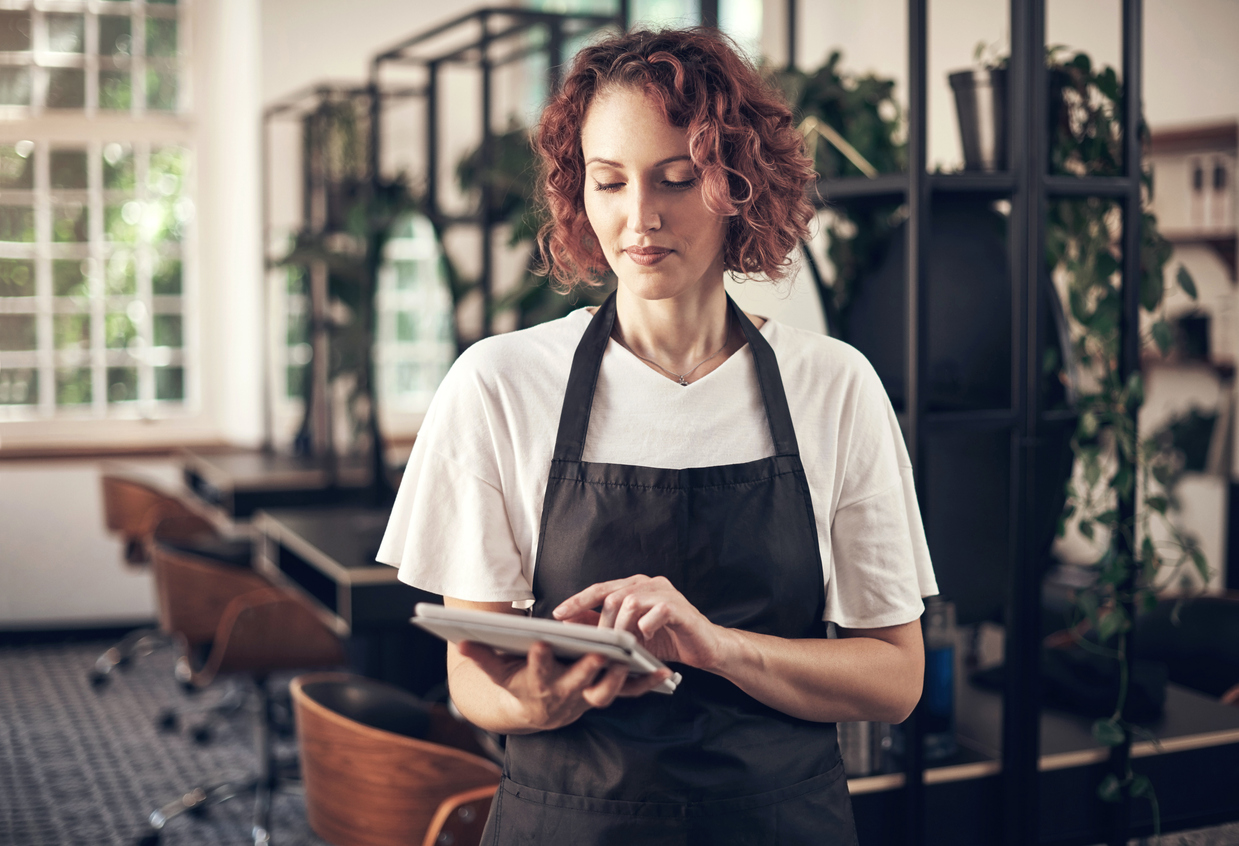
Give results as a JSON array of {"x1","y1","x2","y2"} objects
[
  {"x1": 376, "y1": 352, "x2": 535, "y2": 603},
  {"x1": 824, "y1": 361, "x2": 936, "y2": 629}
]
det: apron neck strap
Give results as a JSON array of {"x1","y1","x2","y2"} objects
[{"x1": 552, "y1": 291, "x2": 801, "y2": 462}]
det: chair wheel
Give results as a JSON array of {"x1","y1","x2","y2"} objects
[
  {"x1": 136, "y1": 833, "x2": 160, "y2": 846},
  {"x1": 191, "y1": 725, "x2": 212, "y2": 745},
  {"x1": 156, "y1": 711, "x2": 178, "y2": 733},
  {"x1": 89, "y1": 671, "x2": 109, "y2": 689}
]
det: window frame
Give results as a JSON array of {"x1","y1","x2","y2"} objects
[{"x1": 0, "y1": 0, "x2": 209, "y2": 449}]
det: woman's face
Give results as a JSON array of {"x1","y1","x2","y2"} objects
[{"x1": 580, "y1": 86, "x2": 728, "y2": 303}]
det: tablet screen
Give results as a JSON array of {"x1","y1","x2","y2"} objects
[{"x1": 411, "y1": 603, "x2": 680, "y2": 694}]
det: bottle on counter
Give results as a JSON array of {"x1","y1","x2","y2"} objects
[{"x1": 922, "y1": 596, "x2": 958, "y2": 761}]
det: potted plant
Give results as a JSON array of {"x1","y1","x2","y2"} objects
[
  {"x1": 767, "y1": 52, "x2": 908, "y2": 337},
  {"x1": 948, "y1": 41, "x2": 1008, "y2": 172},
  {"x1": 278, "y1": 93, "x2": 418, "y2": 501}
]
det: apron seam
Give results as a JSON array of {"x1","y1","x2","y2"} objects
[
  {"x1": 500, "y1": 759, "x2": 846, "y2": 817},
  {"x1": 545, "y1": 469, "x2": 804, "y2": 492}
]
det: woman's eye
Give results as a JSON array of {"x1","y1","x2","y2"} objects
[
  {"x1": 592, "y1": 181, "x2": 623, "y2": 192},
  {"x1": 663, "y1": 178, "x2": 698, "y2": 191}
]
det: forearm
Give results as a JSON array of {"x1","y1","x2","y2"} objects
[
  {"x1": 705, "y1": 623, "x2": 924, "y2": 724},
  {"x1": 446, "y1": 644, "x2": 543, "y2": 735}
]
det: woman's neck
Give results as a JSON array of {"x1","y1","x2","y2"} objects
[{"x1": 613, "y1": 283, "x2": 733, "y2": 374}]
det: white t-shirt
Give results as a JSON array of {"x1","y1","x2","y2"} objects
[{"x1": 377, "y1": 307, "x2": 937, "y2": 630}]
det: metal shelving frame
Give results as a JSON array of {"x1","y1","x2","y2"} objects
[
  {"x1": 366, "y1": 8, "x2": 621, "y2": 341},
  {"x1": 261, "y1": 82, "x2": 382, "y2": 463},
  {"x1": 807, "y1": 0, "x2": 1146, "y2": 844}
]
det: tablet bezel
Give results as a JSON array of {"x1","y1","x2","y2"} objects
[{"x1": 411, "y1": 603, "x2": 680, "y2": 694}]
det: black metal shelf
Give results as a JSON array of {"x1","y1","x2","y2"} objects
[
  {"x1": 813, "y1": 1, "x2": 1147, "y2": 845},
  {"x1": 923, "y1": 408, "x2": 1019, "y2": 431},
  {"x1": 819, "y1": 170, "x2": 1143, "y2": 206},
  {"x1": 367, "y1": 8, "x2": 620, "y2": 341},
  {"x1": 930, "y1": 172, "x2": 1018, "y2": 195},
  {"x1": 816, "y1": 173, "x2": 907, "y2": 202},
  {"x1": 1044, "y1": 174, "x2": 1139, "y2": 198}
]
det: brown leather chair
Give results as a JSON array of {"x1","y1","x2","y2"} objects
[
  {"x1": 137, "y1": 541, "x2": 347, "y2": 846},
  {"x1": 92, "y1": 473, "x2": 218, "y2": 686},
  {"x1": 291, "y1": 673, "x2": 501, "y2": 846},
  {"x1": 101, "y1": 472, "x2": 213, "y2": 564}
]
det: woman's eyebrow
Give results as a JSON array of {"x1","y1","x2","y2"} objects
[{"x1": 584, "y1": 155, "x2": 693, "y2": 167}]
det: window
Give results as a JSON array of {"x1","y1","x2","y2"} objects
[
  {"x1": 274, "y1": 213, "x2": 455, "y2": 439},
  {"x1": 0, "y1": 2, "x2": 184, "y2": 116},
  {"x1": 374, "y1": 215, "x2": 455, "y2": 415},
  {"x1": 0, "y1": 1, "x2": 193, "y2": 422}
]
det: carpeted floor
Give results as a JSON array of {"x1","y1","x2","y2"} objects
[
  {"x1": 0, "y1": 636, "x2": 331, "y2": 846},
  {"x1": 0, "y1": 636, "x2": 1235, "y2": 846}
]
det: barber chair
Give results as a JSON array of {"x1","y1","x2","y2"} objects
[
  {"x1": 136, "y1": 540, "x2": 346, "y2": 846},
  {"x1": 92, "y1": 473, "x2": 218, "y2": 685},
  {"x1": 291, "y1": 673, "x2": 501, "y2": 846}
]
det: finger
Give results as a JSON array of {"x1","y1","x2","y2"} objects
[
  {"x1": 555, "y1": 651, "x2": 611, "y2": 694},
  {"x1": 635, "y1": 603, "x2": 672, "y2": 639},
  {"x1": 581, "y1": 662, "x2": 630, "y2": 709},
  {"x1": 553, "y1": 577, "x2": 642, "y2": 620},
  {"x1": 598, "y1": 583, "x2": 646, "y2": 630},
  {"x1": 526, "y1": 641, "x2": 558, "y2": 688},
  {"x1": 557, "y1": 609, "x2": 602, "y2": 627},
  {"x1": 617, "y1": 669, "x2": 674, "y2": 698},
  {"x1": 612, "y1": 593, "x2": 661, "y2": 636}
]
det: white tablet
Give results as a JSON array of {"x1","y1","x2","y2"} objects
[{"x1": 411, "y1": 603, "x2": 681, "y2": 695}]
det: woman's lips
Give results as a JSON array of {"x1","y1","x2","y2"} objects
[{"x1": 624, "y1": 247, "x2": 672, "y2": 267}]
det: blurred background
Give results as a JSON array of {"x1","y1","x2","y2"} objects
[
  {"x1": 0, "y1": 1, "x2": 1237, "y2": 845},
  {"x1": 1, "y1": 0, "x2": 1234, "y2": 630}
]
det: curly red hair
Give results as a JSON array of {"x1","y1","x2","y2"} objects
[{"x1": 535, "y1": 27, "x2": 816, "y2": 290}]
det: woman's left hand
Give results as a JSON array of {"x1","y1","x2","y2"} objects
[{"x1": 552, "y1": 575, "x2": 726, "y2": 670}]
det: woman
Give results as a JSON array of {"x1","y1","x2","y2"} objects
[{"x1": 378, "y1": 27, "x2": 936, "y2": 844}]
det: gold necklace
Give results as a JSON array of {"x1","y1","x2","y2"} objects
[{"x1": 614, "y1": 315, "x2": 730, "y2": 387}]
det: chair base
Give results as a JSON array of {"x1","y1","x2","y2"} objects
[
  {"x1": 136, "y1": 677, "x2": 301, "y2": 846},
  {"x1": 89, "y1": 628, "x2": 170, "y2": 686},
  {"x1": 135, "y1": 765, "x2": 301, "y2": 846},
  {"x1": 156, "y1": 680, "x2": 250, "y2": 745}
]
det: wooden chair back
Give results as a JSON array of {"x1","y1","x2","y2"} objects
[
  {"x1": 420, "y1": 785, "x2": 494, "y2": 846},
  {"x1": 149, "y1": 540, "x2": 272, "y2": 646},
  {"x1": 100, "y1": 474, "x2": 208, "y2": 564},
  {"x1": 291, "y1": 673, "x2": 501, "y2": 846},
  {"x1": 195, "y1": 588, "x2": 345, "y2": 686}
]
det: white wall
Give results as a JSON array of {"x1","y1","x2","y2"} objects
[
  {"x1": 198, "y1": 0, "x2": 266, "y2": 448},
  {"x1": 0, "y1": 459, "x2": 182, "y2": 627}
]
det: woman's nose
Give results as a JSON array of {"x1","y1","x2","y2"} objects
[{"x1": 627, "y1": 186, "x2": 661, "y2": 233}]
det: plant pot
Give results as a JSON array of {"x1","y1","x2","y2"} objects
[{"x1": 949, "y1": 67, "x2": 1007, "y2": 172}]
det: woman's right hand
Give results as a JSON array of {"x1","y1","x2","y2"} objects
[{"x1": 453, "y1": 639, "x2": 671, "y2": 733}]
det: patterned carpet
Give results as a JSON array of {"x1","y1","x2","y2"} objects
[
  {"x1": 0, "y1": 636, "x2": 331, "y2": 846},
  {"x1": 0, "y1": 636, "x2": 1236, "y2": 846}
]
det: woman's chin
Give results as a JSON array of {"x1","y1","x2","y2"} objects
[{"x1": 615, "y1": 269, "x2": 724, "y2": 304}]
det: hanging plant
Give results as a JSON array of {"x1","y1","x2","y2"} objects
[{"x1": 1046, "y1": 46, "x2": 1208, "y2": 829}]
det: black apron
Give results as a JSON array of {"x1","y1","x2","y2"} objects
[{"x1": 482, "y1": 293, "x2": 858, "y2": 845}]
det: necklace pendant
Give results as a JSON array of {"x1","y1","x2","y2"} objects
[{"x1": 678, "y1": 376, "x2": 688, "y2": 387}]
